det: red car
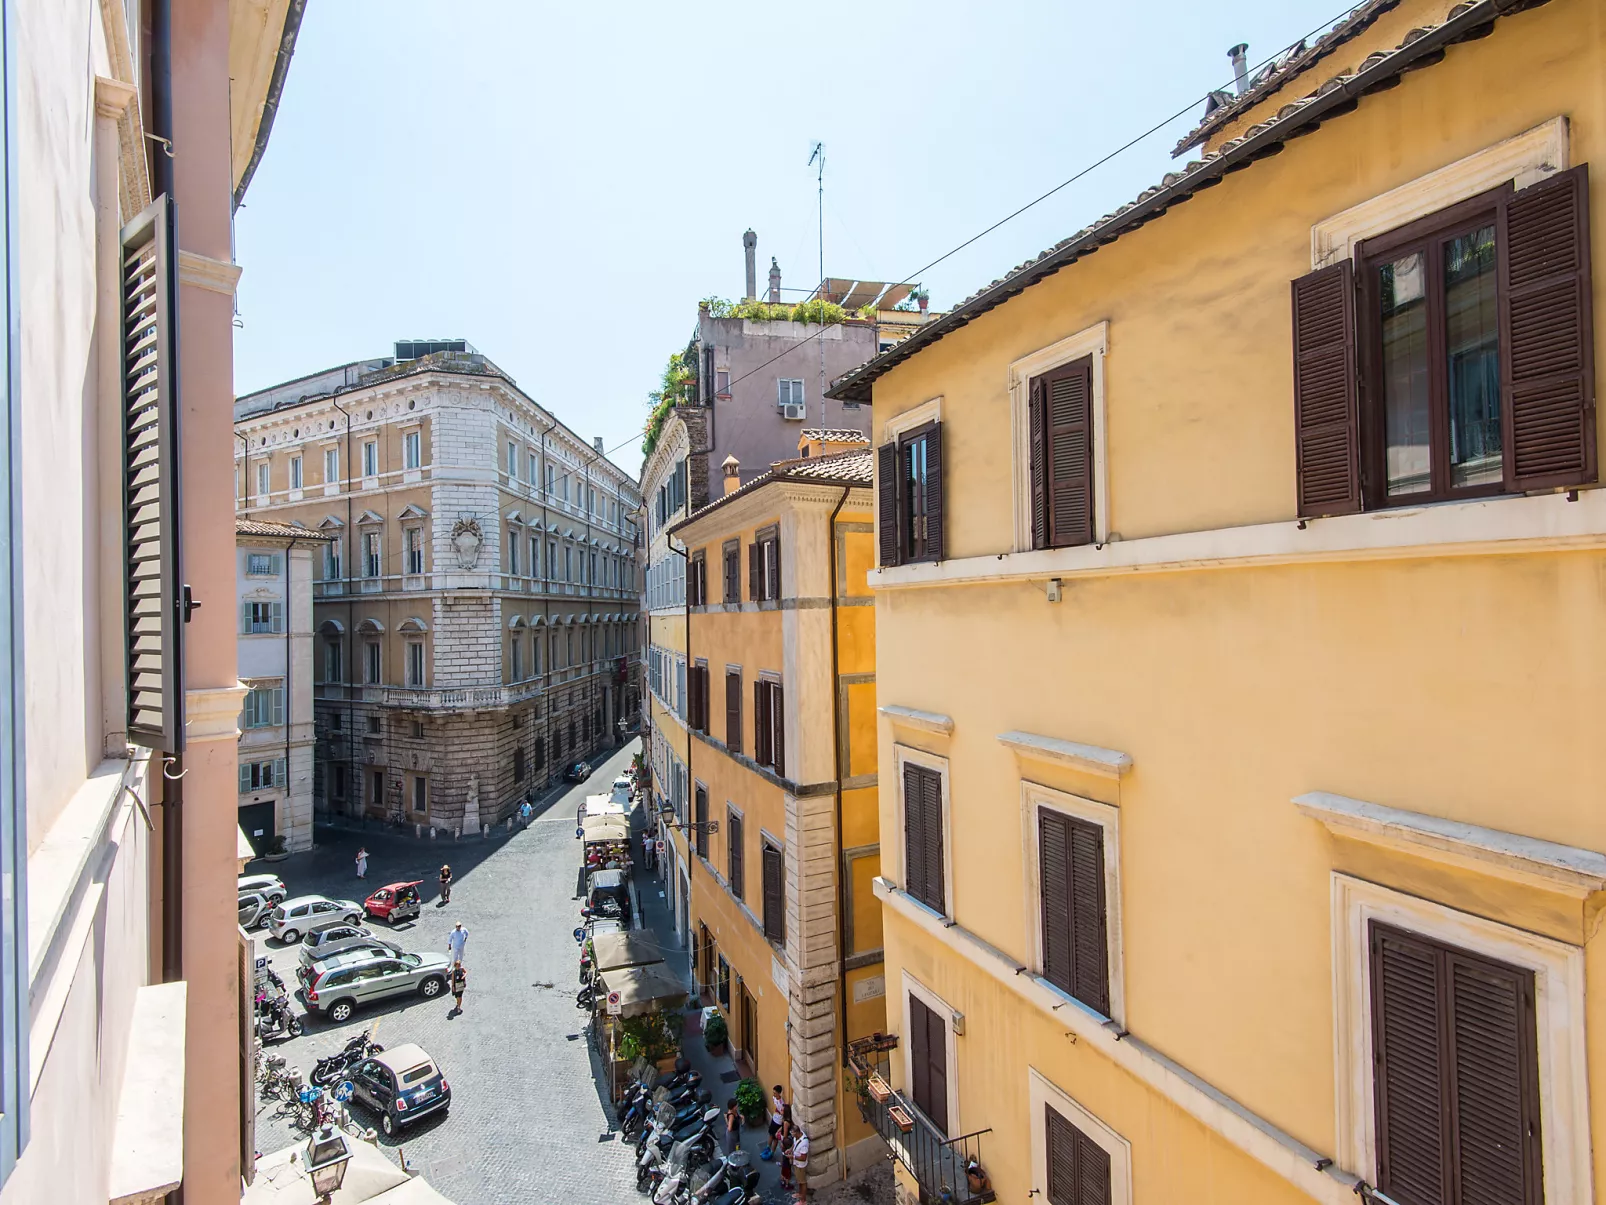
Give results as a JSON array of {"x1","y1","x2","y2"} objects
[{"x1": 363, "y1": 881, "x2": 422, "y2": 925}]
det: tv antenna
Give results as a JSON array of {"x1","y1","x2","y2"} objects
[{"x1": 808, "y1": 141, "x2": 826, "y2": 424}]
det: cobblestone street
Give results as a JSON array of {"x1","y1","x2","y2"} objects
[{"x1": 253, "y1": 741, "x2": 648, "y2": 1204}]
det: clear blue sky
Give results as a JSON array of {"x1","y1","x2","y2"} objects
[{"x1": 234, "y1": 0, "x2": 1352, "y2": 479}]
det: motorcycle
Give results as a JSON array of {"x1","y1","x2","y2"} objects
[
  {"x1": 310, "y1": 1028, "x2": 383, "y2": 1087},
  {"x1": 255, "y1": 993, "x2": 303, "y2": 1042},
  {"x1": 638, "y1": 1107, "x2": 719, "y2": 1192}
]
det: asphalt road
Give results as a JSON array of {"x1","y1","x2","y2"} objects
[{"x1": 251, "y1": 740, "x2": 645, "y2": 1204}]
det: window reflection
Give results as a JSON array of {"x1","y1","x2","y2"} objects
[
  {"x1": 1444, "y1": 225, "x2": 1501, "y2": 488},
  {"x1": 1380, "y1": 252, "x2": 1430, "y2": 496}
]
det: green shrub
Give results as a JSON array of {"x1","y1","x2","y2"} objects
[
  {"x1": 789, "y1": 299, "x2": 847, "y2": 326},
  {"x1": 703, "y1": 1011, "x2": 728, "y2": 1049},
  {"x1": 618, "y1": 1011, "x2": 682, "y2": 1064},
  {"x1": 734, "y1": 1077, "x2": 765, "y2": 1123}
]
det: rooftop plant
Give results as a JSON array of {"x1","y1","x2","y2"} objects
[{"x1": 642, "y1": 349, "x2": 698, "y2": 458}]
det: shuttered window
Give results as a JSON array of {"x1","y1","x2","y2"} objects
[
  {"x1": 727, "y1": 809, "x2": 744, "y2": 901},
  {"x1": 902, "y1": 763, "x2": 945, "y2": 915},
  {"x1": 1038, "y1": 810, "x2": 1110, "y2": 1015},
  {"x1": 1029, "y1": 358, "x2": 1095, "y2": 549},
  {"x1": 122, "y1": 196, "x2": 184, "y2": 752},
  {"x1": 722, "y1": 540, "x2": 740, "y2": 603},
  {"x1": 876, "y1": 422, "x2": 944, "y2": 566},
  {"x1": 908, "y1": 994, "x2": 949, "y2": 1135},
  {"x1": 1369, "y1": 922, "x2": 1543, "y2": 1205},
  {"x1": 751, "y1": 679, "x2": 784, "y2": 775},
  {"x1": 725, "y1": 669, "x2": 742, "y2": 754},
  {"x1": 687, "y1": 663, "x2": 709, "y2": 733},
  {"x1": 748, "y1": 539, "x2": 761, "y2": 601},
  {"x1": 688, "y1": 551, "x2": 706, "y2": 606},
  {"x1": 753, "y1": 680, "x2": 771, "y2": 768},
  {"x1": 694, "y1": 786, "x2": 709, "y2": 859},
  {"x1": 1045, "y1": 1106, "x2": 1112, "y2": 1205},
  {"x1": 241, "y1": 601, "x2": 284, "y2": 634},
  {"x1": 761, "y1": 841, "x2": 784, "y2": 944},
  {"x1": 1293, "y1": 167, "x2": 1594, "y2": 516},
  {"x1": 769, "y1": 682, "x2": 784, "y2": 777},
  {"x1": 757, "y1": 529, "x2": 780, "y2": 601}
]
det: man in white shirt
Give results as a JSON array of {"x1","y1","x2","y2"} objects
[
  {"x1": 791, "y1": 1127, "x2": 810, "y2": 1200},
  {"x1": 446, "y1": 922, "x2": 468, "y2": 964}
]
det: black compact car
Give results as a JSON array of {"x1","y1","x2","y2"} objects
[
  {"x1": 348, "y1": 1043, "x2": 451, "y2": 1136},
  {"x1": 563, "y1": 761, "x2": 592, "y2": 783}
]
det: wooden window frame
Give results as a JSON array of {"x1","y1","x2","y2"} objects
[
  {"x1": 1029, "y1": 1069, "x2": 1133, "y2": 1205},
  {"x1": 1010, "y1": 322, "x2": 1109, "y2": 552},
  {"x1": 753, "y1": 526, "x2": 781, "y2": 602},
  {"x1": 893, "y1": 744, "x2": 953, "y2": 921},
  {"x1": 721, "y1": 539, "x2": 741, "y2": 604},
  {"x1": 760, "y1": 838, "x2": 785, "y2": 946},
  {"x1": 1331, "y1": 873, "x2": 1589, "y2": 1200},
  {"x1": 688, "y1": 550, "x2": 706, "y2": 607},
  {"x1": 901, "y1": 972, "x2": 960, "y2": 1139},
  {"x1": 1020, "y1": 781, "x2": 1124, "y2": 1026},
  {"x1": 724, "y1": 667, "x2": 742, "y2": 755},
  {"x1": 895, "y1": 422, "x2": 942, "y2": 564},
  {"x1": 727, "y1": 806, "x2": 745, "y2": 903}
]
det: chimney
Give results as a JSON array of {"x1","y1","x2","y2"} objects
[
  {"x1": 722, "y1": 454, "x2": 741, "y2": 496},
  {"x1": 593, "y1": 436, "x2": 604, "y2": 454},
  {"x1": 743, "y1": 230, "x2": 758, "y2": 301},
  {"x1": 918, "y1": 293, "x2": 930, "y2": 322},
  {"x1": 768, "y1": 258, "x2": 782, "y2": 304},
  {"x1": 1228, "y1": 43, "x2": 1250, "y2": 95}
]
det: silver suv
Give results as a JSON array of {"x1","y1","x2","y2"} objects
[
  {"x1": 268, "y1": 895, "x2": 363, "y2": 944},
  {"x1": 302, "y1": 951, "x2": 454, "y2": 1023},
  {"x1": 297, "y1": 921, "x2": 402, "y2": 970}
]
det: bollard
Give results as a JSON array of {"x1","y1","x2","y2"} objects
[{"x1": 429, "y1": 826, "x2": 436, "y2": 840}]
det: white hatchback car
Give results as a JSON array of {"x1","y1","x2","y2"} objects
[
  {"x1": 268, "y1": 895, "x2": 363, "y2": 943},
  {"x1": 238, "y1": 873, "x2": 287, "y2": 904}
]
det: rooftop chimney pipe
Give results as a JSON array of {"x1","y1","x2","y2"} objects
[
  {"x1": 768, "y1": 258, "x2": 781, "y2": 304},
  {"x1": 1228, "y1": 43, "x2": 1250, "y2": 95},
  {"x1": 743, "y1": 230, "x2": 758, "y2": 301},
  {"x1": 594, "y1": 436, "x2": 605, "y2": 453}
]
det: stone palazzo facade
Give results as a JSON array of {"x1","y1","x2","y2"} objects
[{"x1": 235, "y1": 346, "x2": 642, "y2": 832}]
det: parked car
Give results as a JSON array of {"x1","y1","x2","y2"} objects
[
  {"x1": 238, "y1": 891, "x2": 277, "y2": 930},
  {"x1": 269, "y1": 895, "x2": 364, "y2": 944},
  {"x1": 295, "y1": 944, "x2": 393, "y2": 990},
  {"x1": 349, "y1": 1043, "x2": 451, "y2": 1136},
  {"x1": 563, "y1": 761, "x2": 591, "y2": 783},
  {"x1": 297, "y1": 920, "x2": 402, "y2": 969},
  {"x1": 301, "y1": 951, "x2": 453, "y2": 1023},
  {"x1": 363, "y1": 881, "x2": 423, "y2": 925},
  {"x1": 238, "y1": 873, "x2": 287, "y2": 905}
]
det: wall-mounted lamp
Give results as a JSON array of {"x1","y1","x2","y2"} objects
[{"x1": 1046, "y1": 578, "x2": 1063, "y2": 604}]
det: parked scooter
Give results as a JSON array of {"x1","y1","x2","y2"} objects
[
  {"x1": 255, "y1": 993, "x2": 303, "y2": 1042},
  {"x1": 638, "y1": 1107, "x2": 719, "y2": 1192},
  {"x1": 672, "y1": 1150, "x2": 756, "y2": 1205},
  {"x1": 310, "y1": 1028, "x2": 383, "y2": 1087}
]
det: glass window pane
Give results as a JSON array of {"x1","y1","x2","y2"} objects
[
  {"x1": 1379, "y1": 251, "x2": 1431, "y2": 496},
  {"x1": 1444, "y1": 225, "x2": 1501, "y2": 489}
]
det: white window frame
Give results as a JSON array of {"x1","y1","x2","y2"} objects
[
  {"x1": 361, "y1": 440, "x2": 378, "y2": 479},
  {"x1": 1018, "y1": 780, "x2": 1125, "y2": 1026},
  {"x1": 1029, "y1": 1068, "x2": 1134, "y2": 1205},
  {"x1": 506, "y1": 529, "x2": 519, "y2": 575},
  {"x1": 405, "y1": 640, "x2": 425, "y2": 687},
  {"x1": 1008, "y1": 320, "x2": 1109, "y2": 552},
  {"x1": 777, "y1": 378, "x2": 804, "y2": 407},
  {"x1": 891, "y1": 743, "x2": 954, "y2": 922},
  {"x1": 507, "y1": 441, "x2": 518, "y2": 476},
  {"x1": 363, "y1": 640, "x2": 381, "y2": 685},
  {"x1": 402, "y1": 429, "x2": 421, "y2": 470},
  {"x1": 404, "y1": 526, "x2": 423, "y2": 576},
  {"x1": 323, "y1": 445, "x2": 339, "y2": 485},
  {"x1": 324, "y1": 638, "x2": 343, "y2": 683},
  {"x1": 245, "y1": 552, "x2": 280, "y2": 577},
  {"x1": 289, "y1": 455, "x2": 303, "y2": 490},
  {"x1": 900, "y1": 971, "x2": 961, "y2": 1139},
  {"x1": 1331, "y1": 872, "x2": 1591, "y2": 1200},
  {"x1": 510, "y1": 635, "x2": 522, "y2": 682},
  {"x1": 255, "y1": 460, "x2": 270, "y2": 500},
  {"x1": 363, "y1": 531, "x2": 381, "y2": 578}
]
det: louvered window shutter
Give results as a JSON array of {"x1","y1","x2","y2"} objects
[
  {"x1": 770, "y1": 682, "x2": 784, "y2": 777},
  {"x1": 240, "y1": 602, "x2": 253, "y2": 633},
  {"x1": 1291, "y1": 260, "x2": 1361, "y2": 517},
  {"x1": 921, "y1": 767, "x2": 944, "y2": 915},
  {"x1": 923, "y1": 423, "x2": 946, "y2": 560},
  {"x1": 764, "y1": 538, "x2": 780, "y2": 601},
  {"x1": 694, "y1": 787, "x2": 708, "y2": 859},
  {"x1": 725, "y1": 670, "x2": 742, "y2": 754},
  {"x1": 122, "y1": 195, "x2": 184, "y2": 752},
  {"x1": 687, "y1": 668, "x2": 700, "y2": 732},
  {"x1": 753, "y1": 680, "x2": 770, "y2": 767},
  {"x1": 1043, "y1": 360, "x2": 1095, "y2": 548},
  {"x1": 877, "y1": 443, "x2": 900, "y2": 567},
  {"x1": 914, "y1": 995, "x2": 949, "y2": 1134},
  {"x1": 1041, "y1": 809, "x2": 1112, "y2": 1012},
  {"x1": 748, "y1": 542, "x2": 761, "y2": 601},
  {"x1": 1029, "y1": 379, "x2": 1048, "y2": 549},
  {"x1": 1501, "y1": 165, "x2": 1596, "y2": 490},
  {"x1": 1046, "y1": 1106, "x2": 1113, "y2": 1205},
  {"x1": 908, "y1": 995, "x2": 932, "y2": 1121},
  {"x1": 239, "y1": 764, "x2": 251, "y2": 793},
  {"x1": 762, "y1": 844, "x2": 784, "y2": 943},
  {"x1": 728, "y1": 813, "x2": 744, "y2": 899},
  {"x1": 274, "y1": 757, "x2": 287, "y2": 787},
  {"x1": 271, "y1": 602, "x2": 284, "y2": 634},
  {"x1": 902, "y1": 764, "x2": 927, "y2": 903}
]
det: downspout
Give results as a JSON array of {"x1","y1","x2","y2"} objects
[
  {"x1": 331, "y1": 395, "x2": 355, "y2": 815},
  {"x1": 671, "y1": 535, "x2": 691, "y2": 982},
  {"x1": 539, "y1": 416, "x2": 556, "y2": 786},
  {"x1": 826, "y1": 487, "x2": 850, "y2": 1075},
  {"x1": 283, "y1": 536, "x2": 299, "y2": 837},
  {"x1": 237, "y1": 431, "x2": 249, "y2": 512}
]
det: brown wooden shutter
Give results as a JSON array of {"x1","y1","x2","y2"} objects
[
  {"x1": 687, "y1": 667, "x2": 700, "y2": 732},
  {"x1": 762, "y1": 843, "x2": 784, "y2": 943},
  {"x1": 1372, "y1": 925, "x2": 1449, "y2": 1203},
  {"x1": 1039, "y1": 811, "x2": 1074, "y2": 996},
  {"x1": 1449, "y1": 952, "x2": 1539, "y2": 1203},
  {"x1": 728, "y1": 811, "x2": 744, "y2": 900},
  {"x1": 122, "y1": 195, "x2": 185, "y2": 752},
  {"x1": 1291, "y1": 260, "x2": 1361, "y2": 517},
  {"x1": 877, "y1": 442, "x2": 900, "y2": 567},
  {"x1": 921, "y1": 768, "x2": 944, "y2": 915},
  {"x1": 908, "y1": 994, "x2": 949, "y2": 1135},
  {"x1": 1046, "y1": 359, "x2": 1095, "y2": 547},
  {"x1": 764, "y1": 537, "x2": 780, "y2": 601},
  {"x1": 725, "y1": 670, "x2": 742, "y2": 753},
  {"x1": 1039, "y1": 810, "x2": 1108, "y2": 1013},
  {"x1": 748, "y1": 541, "x2": 761, "y2": 601},
  {"x1": 770, "y1": 682, "x2": 784, "y2": 778},
  {"x1": 1029, "y1": 378, "x2": 1048, "y2": 549},
  {"x1": 694, "y1": 786, "x2": 708, "y2": 859},
  {"x1": 1501, "y1": 165, "x2": 1596, "y2": 490},
  {"x1": 902, "y1": 763, "x2": 927, "y2": 904},
  {"x1": 753, "y1": 680, "x2": 770, "y2": 767},
  {"x1": 923, "y1": 423, "x2": 945, "y2": 560},
  {"x1": 1046, "y1": 1106, "x2": 1113, "y2": 1205}
]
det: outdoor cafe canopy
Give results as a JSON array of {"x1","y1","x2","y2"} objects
[
  {"x1": 597, "y1": 961, "x2": 687, "y2": 1018},
  {"x1": 590, "y1": 931, "x2": 665, "y2": 973},
  {"x1": 581, "y1": 815, "x2": 631, "y2": 844}
]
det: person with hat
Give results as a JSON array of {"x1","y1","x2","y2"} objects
[{"x1": 438, "y1": 863, "x2": 453, "y2": 905}]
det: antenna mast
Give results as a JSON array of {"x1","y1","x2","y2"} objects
[{"x1": 808, "y1": 141, "x2": 826, "y2": 425}]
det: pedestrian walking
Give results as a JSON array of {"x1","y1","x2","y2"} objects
[
  {"x1": 354, "y1": 847, "x2": 368, "y2": 879},
  {"x1": 791, "y1": 1124, "x2": 811, "y2": 1201},
  {"x1": 446, "y1": 922, "x2": 468, "y2": 964},
  {"x1": 763, "y1": 1084, "x2": 786, "y2": 1158},
  {"x1": 449, "y1": 962, "x2": 467, "y2": 1015},
  {"x1": 519, "y1": 800, "x2": 533, "y2": 828},
  {"x1": 438, "y1": 863, "x2": 453, "y2": 905},
  {"x1": 720, "y1": 1100, "x2": 740, "y2": 1158}
]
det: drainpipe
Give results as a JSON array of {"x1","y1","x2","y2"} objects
[
  {"x1": 670, "y1": 534, "x2": 692, "y2": 980},
  {"x1": 826, "y1": 487, "x2": 850, "y2": 1077},
  {"x1": 237, "y1": 431, "x2": 249, "y2": 511},
  {"x1": 331, "y1": 395, "x2": 356, "y2": 816},
  {"x1": 283, "y1": 536, "x2": 300, "y2": 842},
  {"x1": 539, "y1": 416, "x2": 557, "y2": 787}
]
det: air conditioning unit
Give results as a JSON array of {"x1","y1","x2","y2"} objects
[{"x1": 780, "y1": 403, "x2": 805, "y2": 421}]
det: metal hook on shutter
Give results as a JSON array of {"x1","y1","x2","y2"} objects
[
  {"x1": 144, "y1": 132, "x2": 175, "y2": 158},
  {"x1": 162, "y1": 755, "x2": 188, "y2": 780}
]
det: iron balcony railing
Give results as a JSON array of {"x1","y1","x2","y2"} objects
[{"x1": 849, "y1": 1037, "x2": 995, "y2": 1205}]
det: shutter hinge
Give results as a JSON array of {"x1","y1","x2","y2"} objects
[{"x1": 182, "y1": 584, "x2": 201, "y2": 622}]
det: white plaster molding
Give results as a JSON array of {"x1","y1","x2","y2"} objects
[
  {"x1": 1029, "y1": 1068, "x2": 1133, "y2": 1205},
  {"x1": 871, "y1": 487, "x2": 1606, "y2": 592},
  {"x1": 107, "y1": 982, "x2": 187, "y2": 1205},
  {"x1": 1330, "y1": 873, "x2": 1591, "y2": 1202},
  {"x1": 877, "y1": 704, "x2": 953, "y2": 736},
  {"x1": 1009, "y1": 321, "x2": 1110, "y2": 550},
  {"x1": 177, "y1": 250, "x2": 242, "y2": 297},
  {"x1": 184, "y1": 683, "x2": 250, "y2": 742},
  {"x1": 1019, "y1": 782, "x2": 1125, "y2": 1026},
  {"x1": 1294, "y1": 791, "x2": 1606, "y2": 898},
  {"x1": 900, "y1": 971, "x2": 962, "y2": 1138},
  {"x1": 997, "y1": 730, "x2": 1131, "y2": 779},
  {"x1": 1312, "y1": 117, "x2": 1568, "y2": 268},
  {"x1": 880, "y1": 396, "x2": 942, "y2": 443},
  {"x1": 94, "y1": 75, "x2": 138, "y2": 119}
]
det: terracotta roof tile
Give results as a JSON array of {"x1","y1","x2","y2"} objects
[{"x1": 236, "y1": 518, "x2": 331, "y2": 539}]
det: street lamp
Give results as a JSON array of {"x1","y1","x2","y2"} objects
[{"x1": 305, "y1": 1126, "x2": 352, "y2": 1201}]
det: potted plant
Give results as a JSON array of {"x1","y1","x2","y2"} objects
[
  {"x1": 846, "y1": 1068, "x2": 874, "y2": 1123},
  {"x1": 263, "y1": 834, "x2": 290, "y2": 863},
  {"x1": 734, "y1": 1077, "x2": 766, "y2": 1127},
  {"x1": 965, "y1": 1160, "x2": 992, "y2": 1196},
  {"x1": 703, "y1": 1010, "x2": 729, "y2": 1056}
]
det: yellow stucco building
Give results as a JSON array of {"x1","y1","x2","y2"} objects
[
  {"x1": 665, "y1": 438, "x2": 887, "y2": 1186},
  {"x1": 826, "y1": 1, "x2": 1606, "y2": 1203}
]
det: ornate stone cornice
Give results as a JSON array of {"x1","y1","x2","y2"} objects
[
  {"x1": 178, "y1": 251, "x2": 243, "y2": 297},
  {"x1": 185, "y1": 684, "x2": 249, "y2": 743}
]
